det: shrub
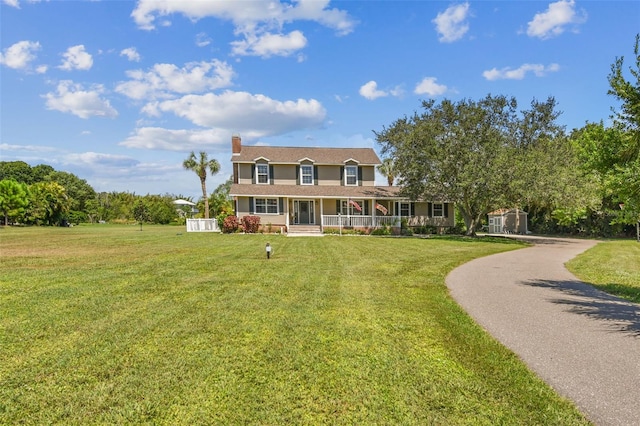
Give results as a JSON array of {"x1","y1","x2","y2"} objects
[
  {"x1": 241, "y1": 215, "x2": 261, "y2": 233},
  {"x1": 222, "y1": 215, "x2": 239, "y2": 233}
]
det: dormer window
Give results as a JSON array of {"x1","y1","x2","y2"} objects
[
  {"x1": 300, "y1": 165, "x2": 313, "y2": 185},
  {"x1": 256, "y1": 164, "x2": 269, "y2": 184},
  {"x1": 345, "y1": 165, "x2": 357, "y2": 186}
]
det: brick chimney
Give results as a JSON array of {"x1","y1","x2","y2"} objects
[{"x1": 232, "y1": 134, "x2": 241, "y2": 155}]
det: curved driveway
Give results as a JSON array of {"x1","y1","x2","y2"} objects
[{"x1": 446, "y1": 236, "x2": 640, "y2": 426}]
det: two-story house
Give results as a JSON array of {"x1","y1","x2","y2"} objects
[{"x1": 228, "y1": 135, "x2": 454, "y2": 234}]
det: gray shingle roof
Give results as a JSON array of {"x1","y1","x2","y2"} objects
[{"x1": 232, "y1": 146, "x2": 381, "y2": 165}]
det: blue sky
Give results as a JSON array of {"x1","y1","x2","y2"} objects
[{"x1": 1, "y1": 1, "x2": 638, "y2": 199}]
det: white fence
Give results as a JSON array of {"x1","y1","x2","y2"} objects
[
  {"x1": 322, "y1": 215, "x2": 400, "y2": 228},
  {"x1": 186, "y1": 218, "x2": 220, "y2": 232}
]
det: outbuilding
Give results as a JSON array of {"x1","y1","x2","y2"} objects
[{"x1": 488, "y1": 208, "x2": 528, "y2": 234}]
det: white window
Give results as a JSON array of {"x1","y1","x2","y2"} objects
[
  {"x1": 345, "y1": 165, "x2": 357, "y2": 186},
  {"x1": 341, "y1": 200, "x2": 364, "y2": 215},
  {"x1": 433, "y1": 203, "x2": 444, "y2": 217},
  {"x1": 399, "y1": 202, "x2": 412, "y2": 217},
  {"x1": 255, "y1": 198, "x2": 278, "y2": 214},
  {"x1": 301, "y1": 165, "x2": 313, "y2": 185},
  {"x1": 256, "y1": 164, "x2": 269, "y2": 184}
]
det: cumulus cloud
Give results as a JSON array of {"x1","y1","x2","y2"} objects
[
  {"x1": 148, "y1": 91, "x2": 326, "y2": 136},
  {"x1": 483, "y1": 63, "x2": 560, "y2": 80},
  {"x1": 231, "y1": 30, "x2": 307, "y2": 58},
  {"x1": 433, "y1": 3, "x2": 471, "y2": 43},
  {"x1": 59, "y1": 45, "x2": 93, "y2": 70},
  {"x1": 43, "y1": 80, "x2": 118, "y2": 119},
  {"x1": 414, "y1": 77, "x2": 448, "y2": 96},
  {"x1": 131, "y1": 0, "x2": 355, "y2": 58},
  {"x1": 359, "y1": 80, "x2": 402, "y2": 101},
  {"x1": 526, "y1": 0, "x2": 587, "y2": 39},
  {"x1": 0, "y1": 40, "x2": 42, "y2": 71},
  {"x1": 119, "y1": 127, "x2": 241, "y2": 151},
  {"x1": 120, "y1": 47, "x2": 141, "y2": 62},
  {"x1": 115, "y1": 60, "x2": 234, "y2": 100}
]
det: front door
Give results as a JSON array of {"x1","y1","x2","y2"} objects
[{"x1": 294, "y1": 200, "x2": 315, "y2": 224}]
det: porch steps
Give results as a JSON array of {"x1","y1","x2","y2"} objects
[{"x1": 287, "y1": 225, "x2": 323, "y2": 237}]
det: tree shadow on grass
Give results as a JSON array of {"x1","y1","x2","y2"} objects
[{"x1": 522, "y1": 279, "x2": 640, "y2": 337}]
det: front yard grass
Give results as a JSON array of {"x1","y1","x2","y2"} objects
[
  {"x1": 566, "y1": 239, "x2": 640, "y2": 303},
  {"x1": 0, "y1": 225, "x2": 589, "y2": 424}
]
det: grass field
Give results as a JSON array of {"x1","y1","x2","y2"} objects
[
  {"x1": 0, "y1": 225, "x2": 589, "y2": 424},
  {"x1": 566, "y1": 239, "x2": 640, "y2": 303}
]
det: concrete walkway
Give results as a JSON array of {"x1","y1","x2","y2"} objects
[{"x1": 446, "y1": 235, "x2": 640, "y2": 426}]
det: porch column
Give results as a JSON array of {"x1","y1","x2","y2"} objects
[
  {"x1": 319, "y1": 198, "x2": 324, "y2": 230},
  {"x1": 371, "y1": 199, "x2": 376, "y2": 227}
]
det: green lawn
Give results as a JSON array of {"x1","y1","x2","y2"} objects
[
  {"x1": 0, "y1": 225, "x2": 589, "y2": 424},
  {"x1": 566, "y1": 239, "x2": 640, "y2": 303}
]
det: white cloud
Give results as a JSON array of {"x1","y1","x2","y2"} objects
[
  {"x1": 414, "y1": 77, "x2": 448, "y2": 96},
  {"x1": 148, "y1": 90, "x2": 326, "y2": 136},
  {"x1": 0, "y1": 143, "x2": 57, "y2": 153},
  {"x1": 483, "y1": 63, "x2": 560, "y2": 80},
  {"x1": 195, "y1": 32, "x2": 212, "y2": 47},
  {"x1": 2, "y1": 0, "x2": 44, "y2": 8},
  {"x1": 120, "y1": 47, "x2": 141, "y2": 62},
  {"x1": 131, "y1": 0, "x2": 355, "y2": 59},
  {"x1": 433, "y1": 3, "x2": 471, "y2": 43},
  {"x1": 526, "y1": 0, "x2": 587, "y2": 40},
  {"x1": 59, "y1": 45, "x2": 93, "y2": 70},
  {"x1": 231, "y1": 30, "x2": 307, "y2": 58},
  {"x1": 131, "y1": 0, "x2": 355, "y2": 34},
  {"x1": 0, "y1": 40, "x2": 41, "y2": 70},
  {"x1": 115, "y1": 60, "x2": 234, "y2": 100},
  {"x1": 43, "y1": 80, "x2": 118, "y2": 119},
  {"x1": 67, "y1": 152, "x2": 139, "y2": 168},
  {"x1": 119, "y1": 127, "x2": 238, "y2": 151},
  {"x1": 359, "y1": 81, "x2": 388, "y2": 100}
]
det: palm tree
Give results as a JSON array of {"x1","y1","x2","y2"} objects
[
  {"x1": 377, "y1": 158, "x2": 396, "y2": 186},
  {"x1": 182, "y1": 151, "x2": 220, "y2": 219}
]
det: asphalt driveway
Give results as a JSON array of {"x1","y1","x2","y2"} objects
[{"x1": 446, "y1": 235, "x2": 640, "y2": 425}]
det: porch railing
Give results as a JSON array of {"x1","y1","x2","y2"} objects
[{"x1": 322, "y1": 215, "x2": 400, "y2": 228}]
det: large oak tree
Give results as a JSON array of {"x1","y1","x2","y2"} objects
[{"x1": 375, "y1": 94, "x2": 569, "y2": 236}]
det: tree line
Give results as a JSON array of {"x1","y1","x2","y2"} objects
[
  {"x1": 376, "y1": 35, "x2": 640, "y2": 238},
  {"x1": 0, "y1": 160, "x2": 233, "y2": 227}
]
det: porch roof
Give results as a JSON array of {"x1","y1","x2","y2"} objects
[{"x1": 230, "y1": 184, "x2": 402, "y2": 199}]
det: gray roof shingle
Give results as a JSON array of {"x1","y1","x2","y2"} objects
[{"x1": 232, "y1": 146, "x2": 381, "y2": 165}]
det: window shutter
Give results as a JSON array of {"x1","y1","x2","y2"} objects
[
  {"x1": 249, "y1": 197, "x2": 254, "y2": 214},
  {"x1": 336, "y1": 200, "x2": 341, "y2": 214},
  {"x1": 444, "y1": 203, "x2": 449, "y2": 218},
  {"x1": 364, "y1": 200, "x2": 369, "y2": 215},
  {"x1": 358, "y1": 167, "x2": 363, "y2": 186},
  {"x1": 252, "y1": 165, "x2": 256, "y2": 184},
  {"x1": 279, "y1": 198, "x2": 284, "y2": 214},
  {"x1": 340, "y1": 166, "x2": 344, "y2": 186},
  {"x1": 314, "y1": 166, "x2": 318, "y2": 185},
  {"x1": 428, "y1": 202, "x2": 433, "y2": 217},
  {"x1": 296, "y1": 165, "x2": 300, "y2": 185},
  {"x1": 395, "y1": 202, "x2": 399, "y2": 216},
  {"x1": 269, "y1": 165, "x2": 274, "y2": 185},
  {"x1": 410, "y1": 202, "x2": 415, "y2": 216}
]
